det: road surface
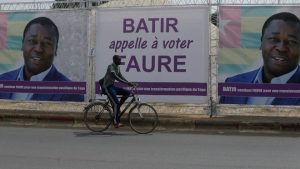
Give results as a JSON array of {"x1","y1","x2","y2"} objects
[{"x1": 0, "y1": 126, "x2": 299, "y2": 169}]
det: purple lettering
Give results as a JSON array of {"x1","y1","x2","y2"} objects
[
  {"x1": 148, "y1": 18, "x2": 159, "y2": 33},
  {"x1": 160, "y1": 18, "x2": 164, "y2": 32},
  {"x1": 120, "y1": 55, "x2": 126, "y2": 65},
  {"x1": 122, "y1": 55, "x2": 186, "y2": 72},
  {"x1": 158, "y1": 56, "x2": 171, "y2": 72},
  {"x1": 136, "y1": 18, "x2": 149, "y2": 33},
  {"x1": 123, "y1": 18, "x2": 134, "y2": 33},
  {"x1": 174, "y1": 55, "x2": 186, "y2": 72},
  {"x1": 123, "y1": 18, "x2": 178, "y2": 33},
  {"x1": 166, "y1": 18, "x2": 178, "y2": 32},
  {"x1": 142, "y1": 55, "x2": 155, "y2": 72},
  {"x1": 126, "y1": 55, "x2": 140, "y2": 72}
]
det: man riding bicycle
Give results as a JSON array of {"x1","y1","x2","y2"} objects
[{"x1": 100, "y1": 55, "x2": 135, "y2": 128}]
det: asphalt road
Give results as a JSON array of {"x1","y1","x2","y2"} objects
[{"x1": 0, "y1": 126, "x2": 299, "y2": 169}]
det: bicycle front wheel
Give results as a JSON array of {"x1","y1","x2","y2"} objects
[
  {"x1": 128, "y1": 103, "x2": 159, "y2": 134},
  {"x1": 84, "y1": 102, "x2": 112, "y2": 132}
]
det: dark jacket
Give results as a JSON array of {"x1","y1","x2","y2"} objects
[
  {"x1": 219, "y1": 67, "x2": 300, "y2": 105},
  {"x1": 0, "y1": 65, "x2": 84, "y2": 102}
]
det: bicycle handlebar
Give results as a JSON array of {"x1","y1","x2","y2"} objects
[{"x1": 129, "y1": 83, "x2": 139, "y2": 96}]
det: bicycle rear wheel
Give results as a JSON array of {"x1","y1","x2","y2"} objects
[
  {"x1": 128, "y1": 103, "x2": 159, "y2": 134},
  {"x1": 84, "y1": 102, "x2": 112, "y2": 132}
]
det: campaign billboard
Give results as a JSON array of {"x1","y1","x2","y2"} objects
[
  {"x1": 218, "y1": 6, "x2": 300, "y2": 105},
  {"x1": 95, "y1": 6, "x2": 209, "y2": 103},
  {"x1": 0, "y1": 10, "x2": 88, "y2": 102}
]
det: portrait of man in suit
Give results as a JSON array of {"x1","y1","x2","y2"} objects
[
  {"x1": 220, "y1": 12, "x2": 300, "y2": 105},
  {"x1": 0, "y1": 17, "x2": 83, "y2": 102}
]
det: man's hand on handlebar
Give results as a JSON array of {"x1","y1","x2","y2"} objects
[{"x1": 128, "y1": 82, "x2": 138, "y2": 87}]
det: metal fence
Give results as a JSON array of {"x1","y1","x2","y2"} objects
[
  {"x1": 1, "y1": 0, "x2": 300, "y2": 117},
  {"x1": 1, "y1": 0, "x2": 300, "y2": 11}
]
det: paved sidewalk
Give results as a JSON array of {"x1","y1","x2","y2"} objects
[{"x1": 1, "y1": 108, "x2": 300, "y2": 133}]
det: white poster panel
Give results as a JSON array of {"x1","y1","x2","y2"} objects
[{"x1": 96, "y1": 6, "x2": 209, "y2": 103}]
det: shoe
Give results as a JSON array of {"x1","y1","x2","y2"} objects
[
  {"x1": 114, "y1": 123, "x2": 124, "y2": 128},
  {"x1": 118, "y1": 123, "x2": 124, "y2": 127}
]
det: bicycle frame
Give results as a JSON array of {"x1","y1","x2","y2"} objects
[
  {"x1": 118, "y1": 96, "x2": 137, "y2": 118},
  {"x1": 99, "y1": 87, "x2": 140, "y2": 119}
]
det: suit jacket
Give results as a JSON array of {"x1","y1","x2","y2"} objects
[
  {"x1": 219, "y1": 67, "x2": 300, "y2": 105},
  {"x1": 0, "y1": 65, "x2": 84, "y2": 102}
]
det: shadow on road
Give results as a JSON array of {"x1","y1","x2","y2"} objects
[{"x1": 73, "y1": 131, "x2": 142, "y2": 137}]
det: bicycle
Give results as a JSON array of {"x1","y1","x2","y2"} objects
[{"x1": 83, "y1": 86, "x2": 159, "y2": 134}]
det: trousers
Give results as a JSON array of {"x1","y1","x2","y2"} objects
[{"x1": 104, "y1": 85, "x2": 130, "y2": 124}]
